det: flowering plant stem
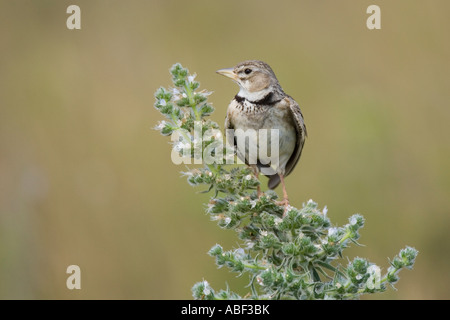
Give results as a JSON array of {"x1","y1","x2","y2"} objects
[{"x1": 154, "y1": 63, "x2": 418, "y2": 300}]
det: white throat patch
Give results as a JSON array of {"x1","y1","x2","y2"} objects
[{"x1": 238, "y1": 87, "x2": 272, "y2": 102}]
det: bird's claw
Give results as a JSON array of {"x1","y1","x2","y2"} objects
[{"x1": 276, "y1": 198, "x2": 290, "y2": 217}]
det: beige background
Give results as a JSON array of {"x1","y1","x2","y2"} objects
[{"x1": 0, "y1": 0, "x2": 449, "y2": 299}]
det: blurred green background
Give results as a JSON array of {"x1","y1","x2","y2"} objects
[{"x1": 0, "y1": 0, "x2": 449, "y2": 299}]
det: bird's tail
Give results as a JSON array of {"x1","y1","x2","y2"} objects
[
  {"x1": 267, "y1": 173, "x2": 281, "y2": 190},
  {"x1": 256, "y1": 161, "x2": 281, "y2": 190}
]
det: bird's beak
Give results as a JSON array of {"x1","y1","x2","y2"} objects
[{"x1": 216, "y1": 68, "x2": 238, "y2": 81}]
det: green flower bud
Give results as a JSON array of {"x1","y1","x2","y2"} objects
[
  {"x1": 259, "y1": 232, "x2": 281, "y2": 249},
  {"x1": 386, "y1": 268, "x2": 399, "y2": 284},
  {"x1": 282, "y1": 242, "x2": 300, "y2": 256},
  {"x1": 260, "y1": 269, "x2": 274, "y2": 286},
  {"x1": 199, "y1": 103, "x2": 214, "y2": 116},
  {"x1": 160, "y1": 123, "x2": 174, "y2": 136},
  {"x1": 352, "y1": 257, "x2": 368, "y2": 274},
  {"x1": 176, "y1": 97, "x2": 190, "y2": 107},
  {"x1": 191, "y1": 280, "x2": 214, "y2": 300},
  {"x1": 208, "y1": 244, "x2": 223, "y2": 257},
  {"x1": 399, "y1": 246, "x2": 418, "y2": 269},
  {"x1": 348, "y1": 214, "x2": 365, "y2": 231}
]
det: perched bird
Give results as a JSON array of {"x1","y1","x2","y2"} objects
[{"x1": 217, "y1": 60, "x2": 307, "y2": 208}]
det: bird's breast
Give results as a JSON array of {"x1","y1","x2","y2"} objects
[
  {"x1": 227, "y1": 99, "x2": 297, "y2": 171},
  {"x1": 228, "y1": 99, "x2": 294, "y2": 131}
]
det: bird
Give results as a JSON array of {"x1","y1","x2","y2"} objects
[{"x1": 216, "y1": 60, "x2": 307, "y2": 209}]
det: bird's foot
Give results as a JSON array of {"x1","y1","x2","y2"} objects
[
  {"x1": 276, "y1": 199, "x2": 289, "y2": 206},
  {"x1": 276, "y1": 198, "x2": 290, "y2": 217}
]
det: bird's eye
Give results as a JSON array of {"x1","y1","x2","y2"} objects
[{"x1": 244, "y1": 68, "x2": 252, "y2": 75}]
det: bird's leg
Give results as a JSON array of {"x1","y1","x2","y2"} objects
[
  {"x1": 281, "y1": 174, "x2": 289, "y2": 204},
  {"x1": 256, "y1": 173, "x2": 262, "y2": 198},
  {"x1": 251, "y1": 165, "x2": 262, "y2": 198},
  {"x1": 276, "y1": 174, "x2": 290, "y2": 215}
]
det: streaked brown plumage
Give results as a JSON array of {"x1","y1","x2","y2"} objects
[{"x1": 217, "y1": 60, "x2": 307, "y2": 207}]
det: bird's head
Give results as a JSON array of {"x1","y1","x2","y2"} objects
[{"x1": 217, "y1": 60, "x2": 282, "y2": 101}]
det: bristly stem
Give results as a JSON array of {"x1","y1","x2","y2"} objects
[{"x1": 184, "y1": 83, "x2": 201, "y2": 121}]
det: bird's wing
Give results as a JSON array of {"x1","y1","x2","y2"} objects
[{"x1": 284, "y1": 96, "x2": 307, "y2": 177}]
